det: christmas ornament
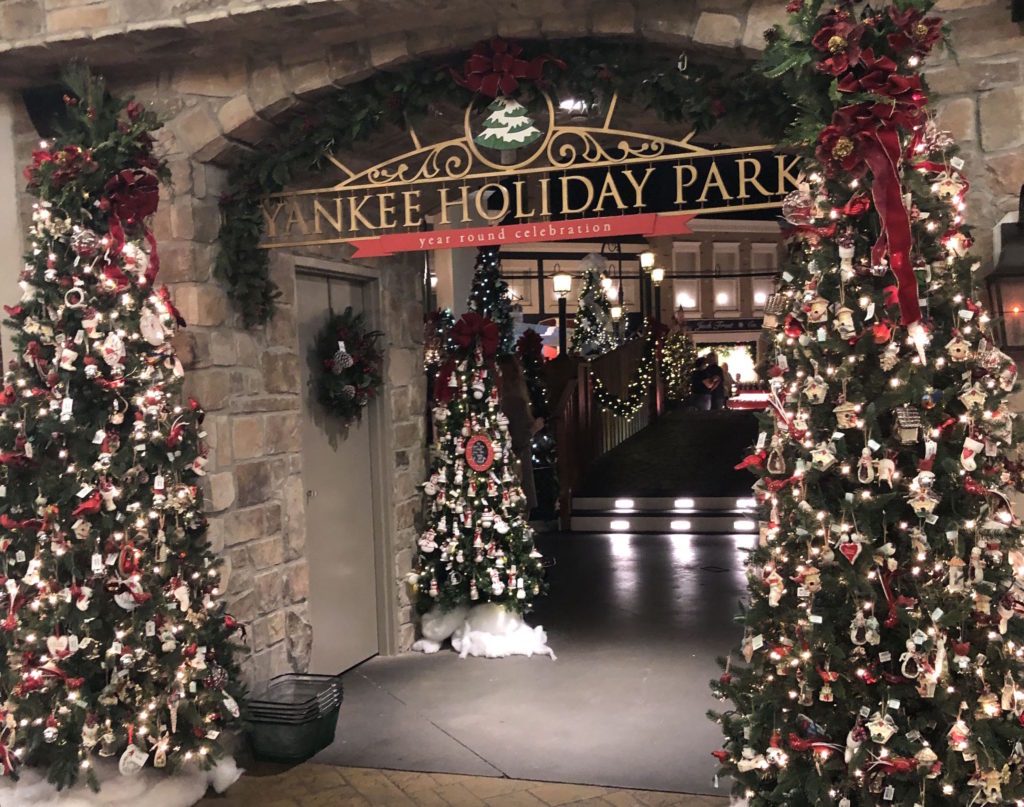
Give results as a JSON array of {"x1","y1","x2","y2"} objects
[
  {"x1": 805, "y1": 295, "x2": 830, "y2": 324},
  {"x1": 70, "y1": 227, "x2": 101, "y2": 257},
  {"x1": 946, "y1": 334, "x2": 970, "y2": 361},
  {"x1": 100, "y1": 331, "x2": 125, "y2": 367},
  {"x1": 139, "y1": 308, "x2": 165, "y2": 346},
  {"x1": 866, "y1": 712, "x2": 897, "y2": 744}
]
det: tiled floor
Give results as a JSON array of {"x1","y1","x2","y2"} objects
[{"x1": 197, "y1": 764, "x2": 731, "y2": 806}]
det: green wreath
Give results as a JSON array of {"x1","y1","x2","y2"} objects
[{"x1": 314, "y1": 307, "x2": 384, "y2": 421}]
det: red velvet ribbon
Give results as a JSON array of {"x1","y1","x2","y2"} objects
[
  {"x1": 452, "y1": 38, "x2": 565, "y2": 98},
  {"x1": 451, "y1": 312, "x2": 499, "y2": 358},
  {"x1": 862, "y1": 129, "x2": 920, "y2": 324}
]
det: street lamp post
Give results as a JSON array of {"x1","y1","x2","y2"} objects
[
  {"x1": 651, "y1": 266, "x2": 665, "y2": 326},
  {"x1": 639, "y1": 250, "x2": 655, "y2": 321},
  {"x1": 553, "y1": 270, "x2": 573, "y2": 356},
  {"x1": 610, "y1": 305, "x2": 623, "y2": 341}
]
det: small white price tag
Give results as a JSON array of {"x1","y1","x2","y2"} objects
[
  {"x1": 757, "y1": 432, "x2": 767, "y2": 450},
  {"x1": 14, "y1": 550, "x2": 25, "y2": 563},
  {"x1": 206, "y1": 730, "x2": 221, "y2": 740},
  {"x1": 782, "y1": 271, "x2": 794, "y2": 282},
  {"x1": 906, "y1": 730, "x2": 921, "y2": 742},
  {"x1": 832, "y1": 431, "x2": 845, "y2": 441},
  {"x1": 879, "y1": 651, "x2": 892, "y2": 662},
  {"x1": 105, "y1": 553, "x2": 117, "y2": 566},
  {"x1": 946, "y1": 530, "x2": 959, "y2": 542},
  {"x1": 865, "y1": 303, "x2": 875, "y2": 321},
  {"x1": 809, "y1": 614, "x2": 823, "y2": 624},
  {"x1": 860, "y1": 706, "x2": 871, "y2": 718},
  {"x1": 68, "y1": 635, "x2": 79, "y2": 653},
  {"x1": 145, "y1": 621, "x2": 156, "y2": 637},
  {"x1": 61, "y1": 398, "x2": 73, "y2": 416},
  {"x1": 189, "y1": 681, "x2": 197, "y2": 693},
  {"x1": 91, "y1": 553, "x2": 103, "y2": 573},
  {"x1": 883, "y1": 785, "x2": 894, "y2": 800},
  {"x1": 752, "y1": 634, "x2": 764, "y2": 650},
  {"x1": 77, "y1": 484, "x2": 93, "y2": 498},
  {"x1": 932, "y1": 608, "x2": 944, "y2": 621},
  {"x1": 959, "y1": 309, "x2": 974, "y2": 320},
  {"x1": 5, "y1": 579, "x2": 17, "y2": 595},
  {"x1": 888, "y1": 699, "x2": 901, "y2": 710},
  {"x1": 0, "y1": 485, "x2": 7, "y2": 497},
  {"x1": 913, "y1": 629, "x2": 928, "y2": 645},
  {"x1": 110, "y1": 641, "x2": 122, "y2": 655},
  {"x1": 92, "y1": 430, "x2": 106, "y2": 445},
  {"x1": 951, "y1": 156, "x2": 965, "y2": 170},
  {"x1": 925, "y1": 440, "x2": 937, "y2": 459},
  {"x1": 797, "y1": 586, "x2": 810, "y2": 598},
  {"x1": 154, "y1": 475, "x2": 165, "y2": 491},
  {"x1": 868, "y1": 439, "x2": 881, "y2": 451}
]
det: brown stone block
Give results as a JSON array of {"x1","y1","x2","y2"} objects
[
  {"x1": 265, "y1": 411, "x2": 301, "y2": 454},
  {"x1": 265, "y1": 502, "x2": 283, "y2": 534},
  {"x1": 935, "y1": 96, "x2": 977, "y2": 144},
  {"x1": 926, "y1": 57, "x2": 1022, "y2": 97},
  {"x1": 255, "y1": 570, "x2": 284, "y2": 613},
  {"x1": 235, "y1": 459, "x2": 274, "y2": 506},
  {"x1": 172, "y1": 64, "x2": 247, "y2": 99},
  {"x1": 984, "y1": 152, "x2": 1024, "y2": 196},
  {"x1": 228, "y1": 589, "x2": 258, "y2": 623},
  {"x1": 286, "y1": 609, "x2": 313, "y2": 669},
  {"x1": 394, "y1": 496, "x2": 419, "y2": 531},
  {"x1": 170, "y1": 103, "x2": 224, "y2": 160},
  {"x1": 268, "y1": 252, "x2": 297, "y2": 304},
  {"x1": 694, "y1": 11, "x2": 741, "y2": 49},
  {"x1": 217, "y1": 94, "x2": 275, "y2": 146},
  {"x1": 1, "y1": 1, "x2": 45, "y2": 40},
  {"x1": 591, "y1": 3, "x2": 636, "y2": 34},
  {"x1": 224, "y1": 506, "x2": 265, "y2": 547},
  {"x1": 266, "y1": 304, "x2": 297, "y2": 348},
  {"x1": 174, "y1": 282, "x2": 229, "y2": 327},
  {"x1": 742, "y1": 0, "x2": 788, "y2": 54},
  {"x1": 283, "y1": 562, "x2": 309, "y2": 602},
  {"x1": 249, "y1": 534, "x2": 285, "y2": 569},
  {"x1": 262, "y1": 351, "x2": 301, "y2": 393},
  {"x1": 232, "y1": 414, "x2": 266, "y2": 460},
  {"x1": 205, "y1": 471, "x2": 236, "y2": 513},
  {"x1": 247, "y1": 62, "x2": 301, "y2": 122},
  {"x1": 979, "y1": 86, "x2": 1024, "y2": 151},
  {"x1": 47, "y1": 3, "x2": 111, "y2": 33},
  {"x1": 230, "y1": 394, "x2": 299, "y2": 414},
  {"x1": 184, "y1": 367, "x2": 231, "y2": 410},
  {"x1": 267, "y1": 611, "x2": 287, "y2": 645},
  {"x1": 282, "y1": 476, "x2": 306, "y2": 560}
]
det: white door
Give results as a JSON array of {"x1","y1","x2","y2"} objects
[{"x1": 297, "y1": 272, "x2": 380, "y2": 673}]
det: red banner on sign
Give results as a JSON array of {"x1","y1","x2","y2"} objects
[{"x1": 350, "y1": 212, "x2": 695, "y2": 258}]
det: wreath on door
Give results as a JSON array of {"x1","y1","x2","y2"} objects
[{"x1": 314, "y1": 306, "x2": 384, "y2": 421}]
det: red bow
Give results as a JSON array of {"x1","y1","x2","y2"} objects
[
  {"x1": 452, "y1": 38, "x2": 564, "y2": 98},
  {"x1": 452, "y1": 312, "x2": 500, "y2": 358},
  {"x1": 0, "y1": 514, "x2": 41, "y2": 531}
]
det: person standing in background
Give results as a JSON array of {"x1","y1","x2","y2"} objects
[
  {"x1": 498, "y1": 356, "x2": 541, "y2": 513},
  {"x1": 690, "y1": 356, "x2": 710, "y2": 410},
  {"x1": 721, "y1": 361, "x2": 735, "y2": 405},
  {"x1": 705, "y1": 352, "x2": 725, "y2": 410}
]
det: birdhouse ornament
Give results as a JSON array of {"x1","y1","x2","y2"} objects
[
  {"x1": 833, "y1": 306, "x2": 857, "y2": 339},
  {"x1": 893, "y1": 405, "x2": 922, "y2": 444},
  {"x1": 803, "y1": 374, "x2": 828, "y2": 405},
  {"x1": 806, "y1": 295, "x2": 829, "y2": 324},
  {"x1": 811, "y1": 442, "x2": 837, "y2": 471},
  {"x1": 959, "y1": 381, "x2": 987, "y2": 411},
  {"x1": 834, "y1": 399, "x2": 859, "y2": 429},
  {"x1": 866, "y1": 712, "x2": 897, "y2": 744},
  {"x1": 945, "y1": 334, "x2": 970, "y2": 362}
]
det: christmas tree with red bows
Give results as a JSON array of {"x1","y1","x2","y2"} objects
[
  {"x1": 0, "y1": 70, "x2": 241, "y2": 790},
  {"x1": 711, "y1": 1, "x2": 1024, "y2": 805},
  {"x1": 413, "y1": 313, "x2": 544, "y2": 614}
]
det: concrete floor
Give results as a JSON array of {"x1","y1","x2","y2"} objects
[{"x1": 316, "y1": 532, "x2": 751, "y2": 795}]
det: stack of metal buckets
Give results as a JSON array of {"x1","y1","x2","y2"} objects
[{"x1": 248, "y1": 673, "x2": 343, "y2": 762}]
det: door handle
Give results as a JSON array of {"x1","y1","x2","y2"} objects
[{"x1": 306, "y1": 489, "x2": 317, "y2": 500}]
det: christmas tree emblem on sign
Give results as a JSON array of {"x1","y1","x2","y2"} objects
[{"x1": 474, "y1": 97, "x2": 542, "y2": 150}]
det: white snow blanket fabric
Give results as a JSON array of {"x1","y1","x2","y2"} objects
[
  {"x1": 0, "y1": 756, "x2": 241, "y2": 807},
  {"x1": 413, "y1": 603, "x2": 556, "y2": 659}
]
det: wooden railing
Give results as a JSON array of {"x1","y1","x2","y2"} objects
[{"x1": 547, "y1": 336, "x2": 662, "y2": 529}]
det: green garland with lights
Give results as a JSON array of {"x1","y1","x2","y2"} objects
[
  {"x1": 214, "y1": 39, "x2": 787, "y2": 326},
  {"x1": 588, "y1": 331, "x2": 657, "y2": 419}
]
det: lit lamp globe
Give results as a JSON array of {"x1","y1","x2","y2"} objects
[
  {"x1": 651, "y1": 267, "x2": 665, "y2": 286},
  {"x1": 639, "y1": 251, "x2": 656, "y2": 272},
  {"x1": 610, "y1": 305, "x2": 623, "y2": 322},
  {"x1": 553, "y1": 272, "x2": 573, "y2": 299}
]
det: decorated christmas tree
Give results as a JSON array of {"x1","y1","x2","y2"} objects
[
  {"x1": 711, "y1": 2, "x2": 1024, "y2": 805},
  {"x1": 474, "y1": 98, "x2": 542, "y2": 151},
  {"x1": 414, "y1": 313, "x2": 544, "y2": 613},
  {"x1": 570, "y1": 260, "x2": 616, "y2": 357},
  {"x1": 662, "y1": 326, "x2": 698, "y2": 403},
  {"x1": 466, "y1": 247, "x2": 514, "y2": 358},
  {"x1": 0, "y1": 71, "x2": 241, "y2": 790}
]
